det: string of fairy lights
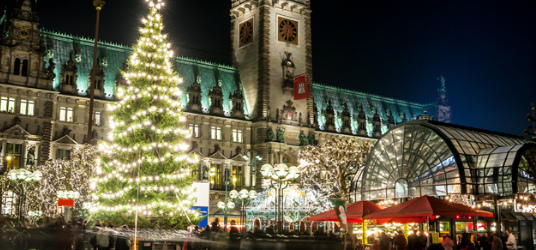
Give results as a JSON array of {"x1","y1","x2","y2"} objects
[{"x1": 90, "y1": 0, "x2": 200, "y2": 223}]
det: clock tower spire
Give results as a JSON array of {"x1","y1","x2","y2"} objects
[
  {"x1": 435, "y1": 74, "x2": 452, "y2": 123},
  {"x1": 2, "y1": 0, "x2": 40, "y2": 50}
]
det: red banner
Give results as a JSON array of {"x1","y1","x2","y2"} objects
[
  {"x1": 293, "y1": 74, "x2": 309, "y2": 100},
  {"x1": 58, "y1": 199, "x2": 74, "y2": 207}
]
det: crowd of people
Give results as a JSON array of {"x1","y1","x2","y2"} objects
[{"x1": 350, "y1": 229, "x2": 518, "y2": 250}]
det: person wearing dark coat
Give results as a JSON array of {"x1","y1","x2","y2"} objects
[
  {"x1": 115, "y1": 225, "x2": 131, "y2": 250},
  {"x1": 408, "y1": 230, "x2": 422, "y2": 250}
]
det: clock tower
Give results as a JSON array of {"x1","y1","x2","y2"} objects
[{"x1": 230, "y1": 0, "x2": 313, "y2": 124}]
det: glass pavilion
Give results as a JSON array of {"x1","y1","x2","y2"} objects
[{"x1": 352, "y1": 120, "x2": 536, "y2": 201}]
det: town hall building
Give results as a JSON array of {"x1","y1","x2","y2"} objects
[{"x1": 0, "y1": 0, "x2": 451, "y2": 216}]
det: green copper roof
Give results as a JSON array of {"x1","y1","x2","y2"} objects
[
  {"x1": 40, "y1": 30, "x2": 246, "y2": 116},
  {"x1": 313, "y1": 83, "x2": 434, "y2": 135}
]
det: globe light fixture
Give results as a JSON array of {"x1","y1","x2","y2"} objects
[
  {"x1": 260, "y1": 164, "x2": 273, "y2": 177},
  {"x1": 229, "y1": 190, "x2": 239, "y2": 199}
]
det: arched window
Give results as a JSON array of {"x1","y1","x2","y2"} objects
[
  {"x1": 13, "y1": 58, "x2": 21, "y2": 75},
  {"x1": 22, "y1": 59, "x2": 29, "y2": 76}
]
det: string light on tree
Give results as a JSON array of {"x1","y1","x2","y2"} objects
[
  {"x1": 90, "y1": 0, "x2": 200, "y2": 229},
  {"x1": 298, "y1": 138, "x2": 372, "y2": 201}
]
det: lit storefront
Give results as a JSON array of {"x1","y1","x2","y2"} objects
[{"x1": 351, "y1": 120, "x2": 536, "y2": 250}]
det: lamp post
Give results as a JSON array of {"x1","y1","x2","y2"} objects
[
  {"x1": 243, "y1": 150, "x2": 262, "y2": 189},
  {"x1": 87, "y1": 0, "x2": 105, "y2": 144},
  {"x1": 217, "y1": 200, "x2": 235, "y2": 230},
  {"x1": 260, "y1": 163, "x2": 299, "y2": 232},
  {"x1": 7, "y1": 168, "x2": 42, "y2": 230},
  {"x1": 230, "y1": 189, "x2": 257, "y2": 232}
]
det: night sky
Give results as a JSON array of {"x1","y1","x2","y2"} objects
[{"x1": 14, "y1": 0, "x2": 536, "y2": 136}]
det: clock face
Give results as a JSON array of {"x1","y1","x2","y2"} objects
[
  {"x1": 239, "y1": 19, "x2": 253, "y2": 47},
  {"x1": 19, "y1": 28, "x2": 30, "y2": 39},
  {"x1": 278, "y1": 17, "x2": 298, "y2": 45}
]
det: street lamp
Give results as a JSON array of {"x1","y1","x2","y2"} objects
[
  {"x1": 260, "y1": 163, "x2": 299, "y2": 232},
  {"x1": 7, "y1": 168, "x2": 42, "y2": 230},
  {"x1": 217, "y1": 200, "x2": 235, "y2": 229},
  {"x1": 87, "y1": 0, "x2": 105, "y2": 144},
  {"x1": 229, "y1": 189, "x2": 257, "y2": 232}
]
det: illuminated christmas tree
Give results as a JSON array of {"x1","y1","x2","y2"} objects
[{"x1": 90, "y1": 0, "x2": 199, "y2": 229}]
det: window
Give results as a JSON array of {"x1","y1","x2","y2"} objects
[
  {"x1": 0, "y1": 97, "x2": 16, "y2": 113},
  {"x1": 59, "y1": 107, "x2": 73, "y2": 122},
  {"x1": 14, "y1": 58, "x2": 21, "y2": 75},
  {"x1": 5, "y1": 143, "x2": 22, "y2": 170},
  {"x1": 56, "y1": 149, "x2": 71, "y2": 160},
  {"x1": 211, "y1": 126, "x2": 222, "y2": 140},
  {"x1": 210, "y1": 164, "x2": 222, "y2": 187},
  {"x1": 94, "y1": 111, "x2": 101, "y2": 126},
  {"x1": 189, "y1": 124, "x2": 199, "y2": 137},
  {"x1": 20, "y1": 99, "x2": 34, "y2": 116},
  {"x1": 232, "y1": 129, "x2": 243, "y2": 143},
  {"x1": 232, "y1": 165, "x2": 243, "y2": 188},
  {"x1": 22, "y1": 59, "x2": 29, "y2": 76},
  {"x1": 65, "y1": 74, "x2": 74, "y2": 85}
]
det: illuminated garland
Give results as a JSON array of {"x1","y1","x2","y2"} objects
[
  {"x1": 298, "y1": 138, "x2": 372, "y2": 201},
  {"x1": 90, "y1": 0, "x2": 200, "y2": 229}
]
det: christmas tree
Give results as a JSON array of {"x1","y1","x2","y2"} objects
[{"x1": 90, "y1": 0, "x2": 199, "y2": 229}]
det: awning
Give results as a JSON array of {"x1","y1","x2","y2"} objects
[
  {"x1": 365, "y1": 196, "x2": 493, "y2": 223},
  {"x1": 308, "y1": 201, "x2": 385, "y2": 223}
]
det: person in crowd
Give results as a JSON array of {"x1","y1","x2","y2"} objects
[
  {"x1": 408, "y1": 230, "x2": 422, "y2": 250},
  {"x1": 491, "y1": 234, "x2": 503, "y2": 250},
  {"x1": 505, "y1": 230, "x2": 517, "y2": 250},
  {"x1": 380, "y1": 232, "x2": 392, "y2": 250},
  {"x1": 419, "y1": 231, "x2": 429, "y2": 250},
  {"x1": 115, "y1": 225, "x2": 132, "y2": 250},
  {"x1": 229, "y1": 220, "x2": 239, "y2": 234},
  {"x1": 373, "y1": 239, "x2": 381, "y2": 250},
  {"x1": 73, "y1": 220, "x2": 86, "y2": 250},
  {"x1": 355, "y1": 240, "x2": 364, "y2": 250},
  {"x1": 96, "y1": 225, "x2": 111, "y2": 250},
  {"x1": 394, "y1": 231, "x2": 407, "y2": 250},
  {"x1": 478, "y1": 234, "x2": 490, "y2": 250},
  {"x1": 442, "y1": 234, "x2": 455, "y2": 250}
]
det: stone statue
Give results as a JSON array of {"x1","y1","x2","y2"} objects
[
  {"x1": 276, "y1": 108, "x2": 280, "y2": 123},
  {"x1": 26, "y1": 146, "x2": 35, "y2": 167},
  {"x1": 47, "y1": 58, "x2": 56, "y2": 79},
  {"x1": 61, "y1": 126, "x2": 71, "y2": 136},
  {"x1": 299, "y1": 131, "x2": 307, "y2": 146},
  {"x1": 214, "y1": 144, "x2": 221, "y2": 152},
  {"x1": 308, "y1": 131, "x2": 316, "y2": 145},
  {"x1": 277, "y1": 128, "x2": 285, "y2": 143},
  {"x1": 235, "y1": 146, "x2": 243, "y2": 156},
  {"x1": 266, "y1": 106, "x2": 271, "y2": 122},
  {"x1": 299, "y1": 112, "x2": 302, "y2": 125},
  {"x1": 266, "y1": 128, "x2": 275, "y2": 142},
  {"x1": 91, "y1": 129, "x2": 98, "y2": 140}
]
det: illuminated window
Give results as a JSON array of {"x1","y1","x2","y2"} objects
[
  {"x1": 232, "y1": 129, "x2": 243, "y2": 143},
  {"x1": 0, "y1": 97, "x2": 16, "y2": 113},
  {"x1": 20, "y1": 99, "x2": 34, "y2": 116},
  {"x1": 56, "y1": 149, "x2": 71, "y2": 160},
  {"x1": 210, "y1": 164, "x2": 222, "y2": 187},
  {"x1": 59, "y1": 107, "x2": 73, "y2": 122},
  {"x1": 211, "y1": 126, "x2": 222, "y2": 140},
  {"x1": 5, "y1": 143, "x2": 22, "y2": 170},
  {"x1": 189, "y1": 124, "x2": 199, "y2": 137},
  {"x1": 94, "y1": 111, "x2": 101, "y2": 126},
  {"x1": 232, "y1": 165, "x2": 243, "y2": 188}
]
